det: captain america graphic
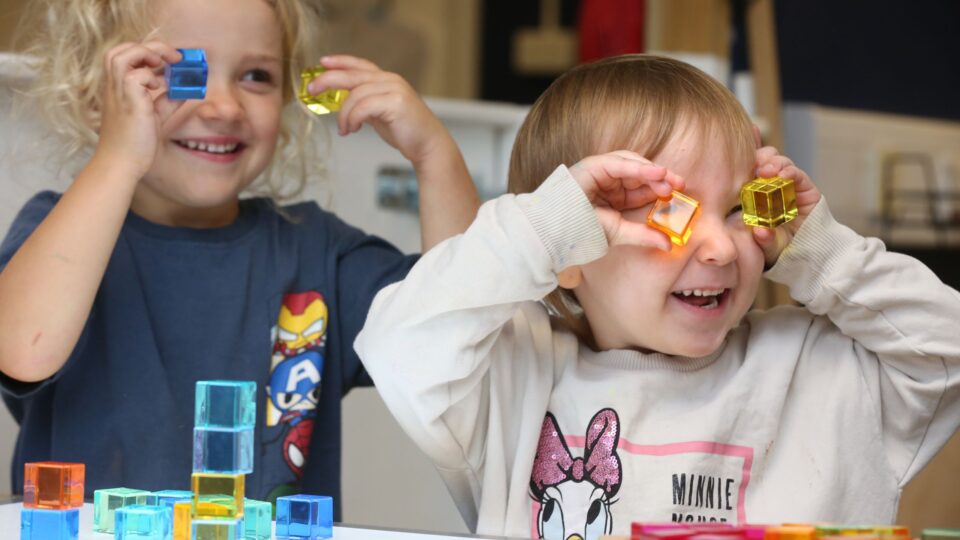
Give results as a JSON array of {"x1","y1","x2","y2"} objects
[{"x1": 266, "y1": 291, "x2": 328, "y2": 486}]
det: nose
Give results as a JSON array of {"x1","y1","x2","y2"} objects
[
  {"x1": 692, "y1": 216, "x2": 738, "y2": 266},
  {"x1": 195, "y1": 80, "x2": 244, "y2": 123}
]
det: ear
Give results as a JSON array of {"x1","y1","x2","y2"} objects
[
  {"x1": 557, "y1": 266, "x2": 582, "y2": 289},
  {"x1": 752, "y1": 124, "x2": 763, "y2": 148}
]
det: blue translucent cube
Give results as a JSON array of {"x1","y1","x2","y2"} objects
[
  {"x1": 20, "y1": 507, "x2": 79, "y2": 540},
  {"x1": 276, "y1": 494, "x2": 333, "y2": 539},
  {"x1": 243, "y1": 499, "x2": 273, "y2": 540},
  {"x1": 153, "y1": 489, "x2": 193, "y2": 510},
  {"x1": 192, "y1": 517, "x2": 243, "y2": 539},
  {"x1": 115, "y1": 505, "x2": 172, "y2": 540},
  {"x1": 193, "y1": 426, "x2": 254, "y2": 474},
  {"x1": 195, "y1": 380, "x2": 257, "y2": 429},
  {"x1": 93, "y1": 487, "x2": 154, "y2": 533},
  {"x1": 165, "y1": 48, "x2": 207, "y2": 100}
]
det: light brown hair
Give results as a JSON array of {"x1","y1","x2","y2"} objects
[
  {"x1": 507, "y1": 54, "x2": 755, "y2": 344},
  {"x1": 16, "y1": 0, "x2": 328, "y2": 202}
]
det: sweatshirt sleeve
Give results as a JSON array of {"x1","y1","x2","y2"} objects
[
  {"x1": 765, "y1": 197, "x2": 960, "y2": 485},
  {"x1": 354, "y1": 166, "x2": 607, "y2": 525}
]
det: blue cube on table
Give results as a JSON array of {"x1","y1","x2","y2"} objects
[
  {"x1": 152, "y1": 489, "x2": 193, "y2": 511},
  {"x1": 195, "y1": 381, "x2": 256, "y2": 429},
  {"x1": 276, "y1": 494, "x2": 333, "y2": 539},
  {"x1": 193, "y1": 425, "x2": 254, "y2": 474},
  {"x1": 165, "y1": 48, "x2": 207, "y2": 100},
  {"x1": 20, "y1": 507, "x2": 79, "y2": 540},
  {"x1": 243, "y1": 498, "x2": 273, "y2": 540},
  {"x1": 114, "y1": 504, "x2": 172, "y2": 540}
]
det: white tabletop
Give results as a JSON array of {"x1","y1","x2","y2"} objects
[{"x1": 1, "y1": 501, "x2": 487, "y2": 540}]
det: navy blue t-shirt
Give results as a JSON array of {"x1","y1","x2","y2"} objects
[{"x1": 0, "y1": 191, "x2": 417, "y2": 517}]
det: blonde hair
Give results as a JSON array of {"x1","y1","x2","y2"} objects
[
  {"x1": 507, "y1": 54, "x2": 755, "y2": 345},
  {"x1": 17, "y1": 0, "x2": 328, "y2": 202}
]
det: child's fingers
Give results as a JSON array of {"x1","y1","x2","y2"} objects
[
  {"x1": 308, "y1": 68, "x2": 394, "y2": 94},
  {"x1": 318, "y1": 54, "x2": 381, "y2": 72},
  {"x1": 603, "y1": 215, "x2": 673, "y2": 252},
  {"x1": 751, "y1": 226, "x2": 790, "y2": 267},
  {"x1": 139, "y1": 41, "x2": 182, "y2": 65},
  {"x1": 578, "y1": 154, "x2": 675, "y2": 199},
  {"x1": 338, "y1": 90, "x2": 400, "y2": 135}
]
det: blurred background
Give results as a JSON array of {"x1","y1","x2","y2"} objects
[{"x1": 1, "y1": 0, "x2": 958, "y2": 533}]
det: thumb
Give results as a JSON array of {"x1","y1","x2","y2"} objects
[{"x1": 751, "y1": 226, "x2": 788, "y2": 268}]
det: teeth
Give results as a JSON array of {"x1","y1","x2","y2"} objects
[
  {"x1": 180, "y1": 140, "x2": 238, "y2": 154},
  {"x1": 678, "y1": 288, "x2": 725, "y2": 297}
]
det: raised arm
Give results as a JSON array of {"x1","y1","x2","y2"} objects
[
  {"x1": 0, "y1": 42, "x2": 181, "y2": 383},
  {"x1": 306, "y1": 55, "x2": 480, "y2": 251}
]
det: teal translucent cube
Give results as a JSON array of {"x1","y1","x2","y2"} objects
[
  {"x1": 93, "y1": 487, "x2": 154, "y2": 533},
  {"x1": 115, "y1": 504, "x2": 172, "y2": 539},
  {"x1": 153, "y1": 489, "x2": 193, "y2": 510},
  {"x1": 243, "y1": 499, "x2": 273, "y2": 540},
  {"x1": 276, "y1": 494, "x2": 333, "y2": 539},
  {"x1": 193, "y1": 517, "x2": 243, "y2": 539},
  {"x1": 193, "y1": 426, "x2": 254, "y2": 474},
  {"x1": 20, "y1": 507, "x2": 79, "y2": 540},
  {"x1": 195, "y1": 380, "x2": 257, "y2": 429}
]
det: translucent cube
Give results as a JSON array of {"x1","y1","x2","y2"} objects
[
  {"x1": 647, "y1": 191, "x2": 701, "y2": 246},
  {"x1": 93, "y1": 487, "x2": 154, "y2": 533},
  {"x1": 244, "y1": 498, "x2": 273, "y2": 540},
  {"x1": 193, "y1": 426, "x2": 254, "y2": 474},
  {"x1": 299, "y1": 66, "x2": 349, "y2": 115},
  {"x1": 20, "y1": 507, "x2": 79, "y2": 540},
  {"x1": 23, "y1": 461, "x2": 84, "y2": 509},
  {"x1": 191, "y1": 473, "x2": 245, "y2": 519},
  {"x1": 115, "y1": 504, "x2": 172, "y2": 540},
  {"x1": 153, "y1": 489, "x2": 193, "y2": 511},
  {"x1": 276, "y1": 494, "x2": 333, "y2": 539},
  {"x1": 173, "y1": 501, "x2": 192, "y2": 540},
  {"x1": 193, "y1": 517, "x2": 244, "y2": 539},
  {"x1": 740, "y1": 176, "x2": 798, "y2": 229},
  {"x1": 165, "y1": 48, "x2": 207, "y2": 100},
  {"x1": 195, "y1": 380, "x2": 257, "y2": 429}
]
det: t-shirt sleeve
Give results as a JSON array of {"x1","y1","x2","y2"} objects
[
  {"x1": 0, "y1": 191, "x2": 72, "y2": 399},
  {"x1": 327, "y1": 214, "x2": 418, "y2": 391}
]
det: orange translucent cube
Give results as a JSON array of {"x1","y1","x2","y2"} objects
[
  {"x1": 647, "y1": 191, "x2": 701, "y2": 246},
  {"x1": 23, "y1": 462, "x2": 85, "y2": 509}
]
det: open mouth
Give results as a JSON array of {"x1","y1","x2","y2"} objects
[
  {"x1": 174, "y1": 140, "x2": 244, "y2": 155},
  {"x1": 671, "y1": 288, "x2": 730, "y2": 310}
]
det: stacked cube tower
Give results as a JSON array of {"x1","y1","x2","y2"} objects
[
  {"x1": 187, "y1": 380, "x2": 257, "y2": 538},
  {"x1": 20, "y1": 462, "x2": 84, "y2": 540}
]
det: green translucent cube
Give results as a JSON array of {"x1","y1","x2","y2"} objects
[
  {"x1": 923, "y1": 530, "x2": 960, "y2": 540},
  {"x1": 195, "y1": 380, "x2": 257, "y2": 429},
  {"x1": 299, "y1": 66, "x2": 349, "y2": 115},
  {"x1": 741, "y1": 176, "x2": 798, "y2": 228},
  {"x1": 243, "y1": 498, "x2": 273, "y2": 540},
  {"x1": 193, "y1": 517, "x2": 243, "y2": 540},
  {"x1": 93, "y1": 487, "x2": 154, "y2": 533},
  {"x1": 191, "y1": 473, "x2": 244, "y2": 519}
]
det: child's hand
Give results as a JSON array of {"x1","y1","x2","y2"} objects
[
  {"x1": 569, "y1": 151, "x2": 685, "y2": 251},
  {"x1": 307, "y1": 55, "x2": 452, "y2": 167},
  {"x1": 751, "y1": 146, "x2": 822, "y2": 266},
  {"x1": 95, "y1": 41, "x2": 183, "y2": 180}
]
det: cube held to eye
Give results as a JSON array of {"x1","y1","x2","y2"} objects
[
  {"x1": 647, "y1": 191, "x2": 701, "y2": 247},
  {"x1": 166, "y1": 48, "x2": 208, "y2": 100},
  {"x1": 740, "y1": 177, "x2": 798, "y2": 229},
  {"x1": 299, "y1": 66, "x2": 349, "y2": 115}
]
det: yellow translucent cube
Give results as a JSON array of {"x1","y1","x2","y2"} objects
[
  {"x1": 191, "y1": 473, "x2": 244, "y2": 519},
  {"x1": 646, "y1": 191, "x2": 700, "y2": 246},
  {"x1": 299, "y1": 66, "x2": 349, "y2": 115},
  {"x1": 173, "y1": 501, "x2": 191, "y2": 540},
  {"x1": 23, "y1": 462, "x2": 85, "y2": 509},
  {"x1": 740, "y1": 176, "x2": 798, "y2": 228}
]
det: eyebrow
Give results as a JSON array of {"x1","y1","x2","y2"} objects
[{"x1": 243, "y1": 54, "x2": 283, "y2": 65}]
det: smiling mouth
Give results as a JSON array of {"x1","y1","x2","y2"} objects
[
  {"x1": 174, "y1": 140, "x2": 244, "y2": 155},
  {"x1": 672, "y1": 288, "x2": 730, "y2": 310}
]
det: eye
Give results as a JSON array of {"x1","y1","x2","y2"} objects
[
  {"x1": 304, "y1": 319, "x2": 325, "y2": 337},
  {"x1": 539, "y1": 498, "x2": 564, "y2": 540},
  {"x1": 242, "y1": 68, "x2": 274, "y2": 84},
  {"x1": 277, "y1": 328, "x2": 297, "y2": 342},
  {"x1": 584, "y1": 499, "x2": 609, "y2": 540},
  {"x1": 274, "y1": 392, "x2": 299, "y2": 408},
  {"x1": 727, "y1": 204, "x2": 743, "y2": 217}
]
